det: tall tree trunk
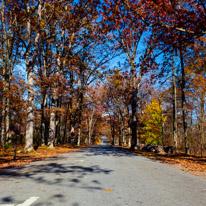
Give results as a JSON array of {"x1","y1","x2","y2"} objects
[
  {"x1": 109, "y1": 114, "x2": 115, "y2": 145},
  {"x1": 70, "y1": 124, "x2": 75, "y2": 145},
  {"x1": 25, "y1": 59, "x2": 35, "y2": 152},
  {"x1": 25, "y1": 62, "x2": 34, "y2": 152},
  {"x1": 200, "y1": 91, "x2": 205, "y2": 157},
  {"x1": 68, "y1": 71, "x2": 74, "y2": 144},
  {"x1": 118, "y1": 113, "x2": 121, "y2": 146},
  {"x1": 1, "y1": 0, "x2": 11, "y2": 145},
  {"x1": 130, "y1": 62, "x2": 137, "y2": 149},
  {"x1": 180, "y1": 48, "x2": 189, "y2": 155},
  {"x1": 122, "y1": 113, "x2": 126, "y2": 146},
  {"x1": 59, "y1": 100, "x2": 65, "y2": 144},
  {"x1": 1, "y1": 65, "x2": 7, "y2": 145},
  {"x1": 40, "y1": 44, "x2": 48, "y2": 146},
  {"x1": 5, "y1": 90, "x2": 10, "y2": 143},
  {"x1": 90, "y1": 120, "x2": 96, "y2": 145},
  {"x1": 63, "y1": 102, "x2": 70, "y2": 144},
  {"x1": 159, "y1": 100, "x2": 164, "y2": 146},
  {"x1": 48, "y1": 67, "x2": 58, "y2": 148},
  {"x1": 41, "y1": 92, "x2": 47, "y2": 146},
  {"x1": 69, "y1": 98, "x2": 75, "y2": 145},
  {"x1": 87, "y1": 109, "x2": 95, "y2": 144},
  {"x1": 1, "y1": 92, "x2": 6, "y2": 145},
  {"x1": 128, "y1": 127, "x2": 131, "y2": 147},
  {"x1": 172, "y1": 54, "x2": 178, "y2": 153},
  {"x1": 120, "y1": 35, "x2": 144, "y2": 149},
  {"x1": 63, "y1": 110, "x2": 68, "y2": 144},
  {"x1": 55, "y1": 99, "x2": 60, "y2": 144},
  {"x1": 25, "y1": 1, "x2": 42, "y2": 152},
  {"x1": 112, "y1": 123, "x2": 115, "y2": 145},
  {"x1": 48, "y1": 94, "x2": 56, "y2": 148},
  {"x1": 48, "y1": 88, "x2": 57, "y2": 148},
  {"x1": 48, "y1": 28, "x2": 64, "y2": 147},
  {"x1": 25, "y1": 3, "x2": 33, "y2": 152},
  {"x1": 77, "y1": 92, "x2": 83, "y2": 146}
]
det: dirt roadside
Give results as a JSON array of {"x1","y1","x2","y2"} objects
[{"x1": 0, "y1": 145, "x2": 88, "y2": 171}]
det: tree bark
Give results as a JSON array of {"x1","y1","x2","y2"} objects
[
  {"x1": 200, "y1": 91, "x2": 205, "y2": 157},
  {"x1": 172, "y1": 54, "x2": 178, "y2": 153},
  {"x1": 48, "y1": 94, "x2": 56, "y2": 148},
  {"x1": 159, "y1": 100, "x2": 164, "y2": 146},
  {"x1": 180, "y1": 48, "x2": 189, "y2": 155},
  {"x1": 5, "y1": 92, "x2": 10, "y2": 144},
  {"x1": 69, "y1": 98, "x2": 75, "y2": 145},
  {"x1": 25, "y1": 62, "x2": 34, "y2": 152},
  {"x1": 40, "y1": 43, "x2": 48, "y2": 146},
  {"x1": 118, "y1": 113, "x2": 122, "y2": 146},
  {"x1": 1, "y1": 0, "x2": 11, "y2": 145},
  {"x1": 25, "y1": 3, "x2": 34, "y2": 152},
  {"x1": 48, "y1": 62, "x2": 58, "y2": 148},
  {"x1": 25, "y1": 1, "x2": 42, "y2": 152},
  {"x1": 1, "y1": 93, "x2": 6, "y2": 145},
  {"x1": 87, "y1": 109, "x2": 95, "y2": 144},
  {"x1": 122, "y1": 112, "x2": 126, "y2": 146},
  {"x1": 109, "y1": 114, "x2": 115, "y2": 145},
  {"x1": 130, "y1": 61, "x2": 138, "y2": 149},
  {"x1": 112, "y1": 123, "x2": 115, "y2": 145},
  {"x1": 128, "y1": 127, "x2": 131, "y2": 147},
  {"x1": 77, "y1": 92, "x2": 83, "y2": 146},
  {"x1": 41, "y1": 92, "x2": 47, "y2": 146},
  {"x1": 63, "y1": 104, "x2": 69, "y2": 144}
]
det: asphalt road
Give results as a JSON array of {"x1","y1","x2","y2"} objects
[{"x1": 0, "y1": 136, "x2": 206, "y2": 206}]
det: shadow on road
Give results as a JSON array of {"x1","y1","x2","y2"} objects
[
  {"x1": 0, "y1": 145, "x2": 134, "y2": 205},
  {"x1": 77, "y1": 145, "x2": 136, "y2": 157},
  {"x1": 0, "y1": 161, "x2": 112, "y2": 204},
  {"x1": 0, "y1": 162, "x2": 112, "y2": 183},
  {"x1": 0, "y1": 145, "x2": 132, "y2": 184}
]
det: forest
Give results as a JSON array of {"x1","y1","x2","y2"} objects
[{"x1": 0, "y1": 0, "x2": 205, "y2": 157}]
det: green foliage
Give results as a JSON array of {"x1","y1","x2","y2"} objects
[
  {"x1": 141, "y1": 98, "x2": 165, "y2": 145},
  {"x1": 3, "y1": 143, "x2": 13, "y2": 150}
]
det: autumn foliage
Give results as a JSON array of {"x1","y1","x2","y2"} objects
[{"x1": 0, "y1": 0, "x2": 205, "y2": 158}]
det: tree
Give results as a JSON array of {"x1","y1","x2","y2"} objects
[
  {"x1": 185, "y1": 37, "x2": 206, "y2": 156},
  {"x1": 0, "y1": 0, "x2": 20, "y2": 145},
  {"x1": 172, "y1": 52, "x2": 178, "y2": 153},
  {"x1": 141, "y1": 98, "x2": 166, "y2": 145},
  {"x1": 102, "y1": 0, "x2": 159, "y2": 149},
  {"x1": 123, "y1": 0, "x2": 206, "y2": 37},
  {"x1": 13, "y1": 0, "x2": 45, "y2": 152}
]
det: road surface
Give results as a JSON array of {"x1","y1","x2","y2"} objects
[{"x1": 0, "y1": 136, "x2": 206, "y2": 206}]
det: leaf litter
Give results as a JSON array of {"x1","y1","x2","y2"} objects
[
  {"x1": 119, "y1": 146, "x2": 206, "y2": 180},
  {"x1": 0, "y1": 145, "x2": 87, "y2": 171}
]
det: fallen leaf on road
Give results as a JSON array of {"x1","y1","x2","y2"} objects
[{"x1": 104, "y1": 189, "x2": 112, "y2": 192}]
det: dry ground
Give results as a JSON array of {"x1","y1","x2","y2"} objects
[
  {"x1": 118, "y1": 146, "x2": 206, "y2": 180},
  {"x1": 0, "y1": 145, "x2": 88, "y2": 171}
]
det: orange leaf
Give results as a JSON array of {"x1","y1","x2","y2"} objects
[{"x1": 104, "y1": 189, "x2": 112, "y2": 192}]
